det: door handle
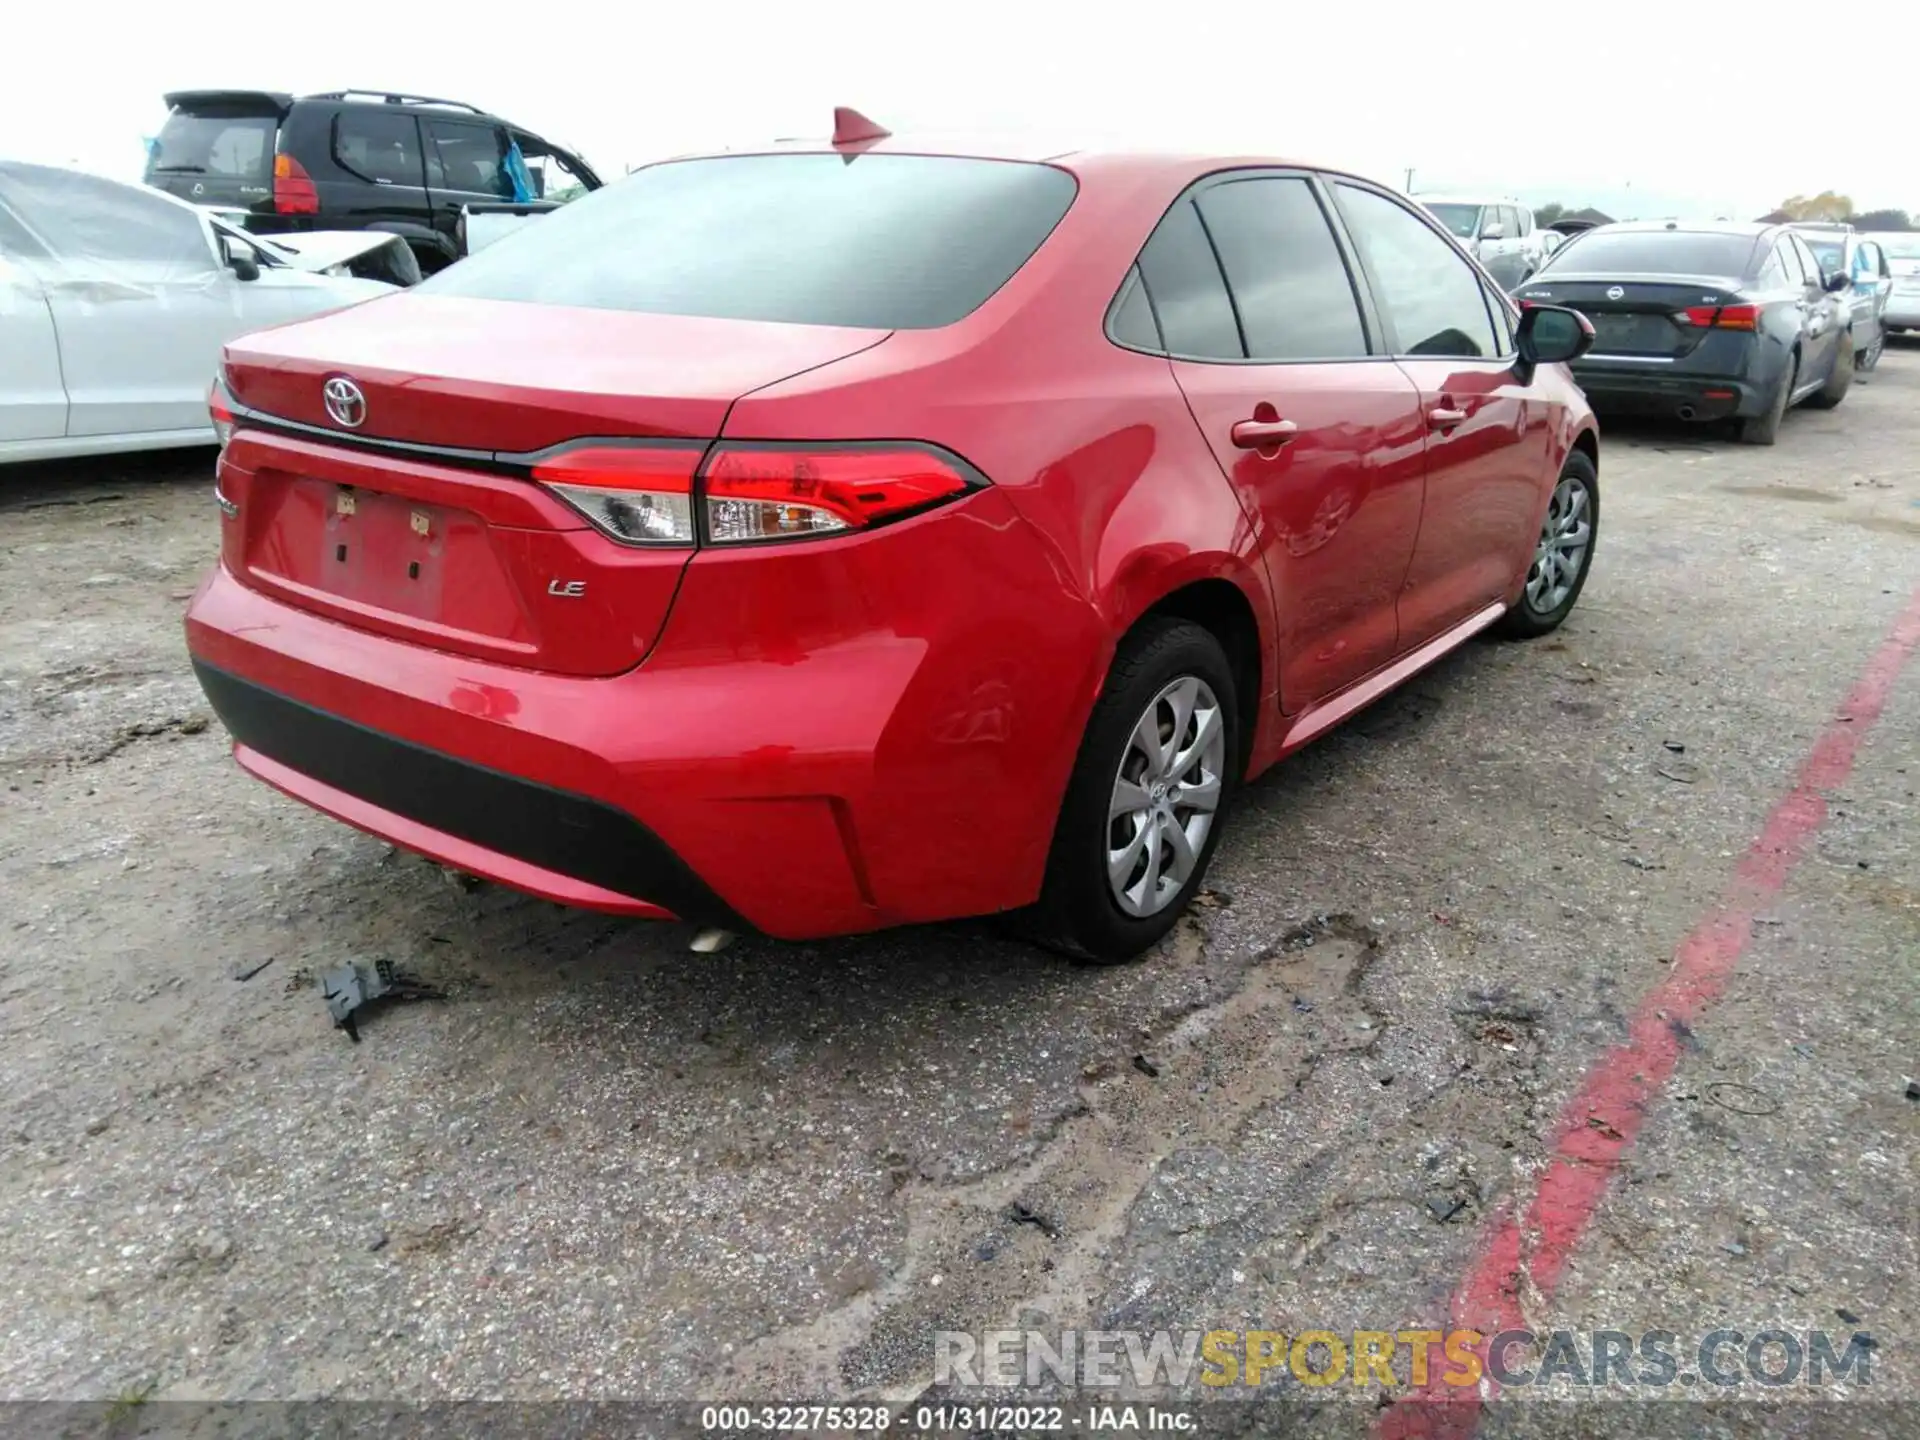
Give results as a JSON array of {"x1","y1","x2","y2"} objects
[
  {"x1": 1428, "y1": 406, "x2": 1468, "y2": 429},
  {"x1": 1230, "y1": 417, "x2": 1299, "y2": 449}
]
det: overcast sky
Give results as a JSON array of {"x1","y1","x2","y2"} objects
[{"x1": 7, "y1": 1, "x2": 1909, "y2": 221}]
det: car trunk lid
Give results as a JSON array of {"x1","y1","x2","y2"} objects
[
  {"x1": 1518, "y1": 272, "x2": 1747, "y2": 358},
  {"x1": 218, "y1": 295, "x2": 890, "y2": 676}
]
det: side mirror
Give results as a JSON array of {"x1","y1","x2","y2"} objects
[
  {"x1": 1823, "y1": 269, "x2": 1850, "y2": 293},
  {"x1": 222, "y1": 240, "x2": 260, "y2": 283},
  {"x1": 1480, "y1": 222, "x2": 1507, "y2": 240},
  {"x1": 1516, "y1": 303, "x2": 1593, "y2": 366}
]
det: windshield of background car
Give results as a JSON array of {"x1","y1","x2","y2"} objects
[
  {"x1": 1544, "y1": 231, "x2": 1757, "y2": 278},
  {"x1": 1870, "y1": 235, "x2": 1920, "y2": 261},
  {"x1": 147, "y1": 112, "x2": 275, "y2": 184},
  {"x1": 422, "y1": 153, "x2": 1079, "y2": 329},
  {"x1": 1425, "y1": 203, "x2": 1481, "y2": 238}
]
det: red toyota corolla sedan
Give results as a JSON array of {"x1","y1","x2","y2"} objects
[{"x1": 185, "y1": 117, "x2": 1599, "y2": 962}]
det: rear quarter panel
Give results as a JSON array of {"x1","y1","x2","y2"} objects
[{"x1": 720, "y1": 155, "x2": 1280, "y2": 892}]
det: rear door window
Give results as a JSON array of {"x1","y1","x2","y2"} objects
[
  {"x1": 1778, "y1": 239, "x2": 1807, "y2": 287},
  {"x1": 333, "y1": 110, "x2": 425, "y2": 188},
  {"x1": 1333, "y1": 184, "x2": 1500, "y2": 359},
  {"x1": 1134, "y1": 199, "x2": 1242, "y2": 359},
  {"x1": 1790, "y1": 235, "x2": 1827, "y2": 285},
  {"x1": 424, "y1": 152, "x2": 1077, "y2": 330},
  {"x1": 1193, "y1": 177, "x2": 1368, "y2": 360},
  {"x1": 425, "y1": 120, "x2": 512, "y2": 198}
]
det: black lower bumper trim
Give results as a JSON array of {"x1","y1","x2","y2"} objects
[
  {"x1": 1570, "y1": 370, "x2": 1755, "y2": 420},
  {"x1": 191, "y1": 659, "x2": 746, "y2": 928}
]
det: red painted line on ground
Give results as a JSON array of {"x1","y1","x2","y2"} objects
[{"x1": 1377, "y1": 585, "x2": 1920, "y2": 1439}]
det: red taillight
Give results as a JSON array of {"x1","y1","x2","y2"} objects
[
  {"x1": 532, "y1": 445, "x2": 704, "y2": 546},
  {"x1": 209, "y1": 378, "x2": 240, "y2": 518},
  {"x1": 532, "y1": 442, "x2": 980, "y2": 548},
  {"x1": 1678, "y1": 303, "x2": 1759, "y2": 331},
  {"x1": 701, "y1": 446, "x2": 973, "y2": 543},
  {"x1": 272, "y1": 153, "x2": 319, "y2": 215},
  {"x1": 208, "y1": 377, "x2": 236, "y2": 449}
]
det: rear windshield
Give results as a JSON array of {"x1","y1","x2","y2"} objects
[
  {"x1": 148, "y1": 111, "x2": 275, "y2": 183},
  {"x1": 1424, "y1": 203, "x2": 1482, "y2": 239},
  {"x1": 422, "y1": 153, "x2": 1078, "y2": 329},
  {"x1": 1547, "y1": 230, "x2": 1758, "y2": 278}
]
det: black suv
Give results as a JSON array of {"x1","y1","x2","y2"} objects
[{"x1": 145, "y1": 89, "x2": 603, "y2": 273}]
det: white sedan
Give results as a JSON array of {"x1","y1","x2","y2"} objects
[{"x1": 0, "y1": 160, "x2": 395, "y2": 464}]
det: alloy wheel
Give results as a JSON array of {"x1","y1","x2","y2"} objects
[
  {"x1": 1525, "y1": 471, "x2": 1593, "y2": 615},
  {"x1": 1106, "y1": 676, "x2": 1226, "y2": 918}
]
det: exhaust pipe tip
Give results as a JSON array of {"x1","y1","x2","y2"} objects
[
  {"x1": 1676, "y1": 405, "x2": 1696, "y2": 421},
  {"x1": 690, "y1": 927, "x2": 737, "y2": 954}
]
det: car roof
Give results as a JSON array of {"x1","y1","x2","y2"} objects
[
  {"x1": 650, "y1": 129, "x2": 1401, "y2": 196},
  {"x1": 1415, "y1": 194, "x2": 1518, "y2": 206},
  {"x1": 1586, "y1": 219, "x2": 1773, "y2": 237}
]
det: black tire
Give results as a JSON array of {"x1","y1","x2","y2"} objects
[
  {"x1": 1737, "y1": 355, "x2": 1796, "y2": 445},
  {"x1": 1023, "y1": 618, "x2": 1240, "y2": 964},
  {"x1": 1499, "y1": 449, "x2": 1599, "y2": 640},
  {"x1": 1805, "y1": 334, "x2": 1854, "y2": 409}
]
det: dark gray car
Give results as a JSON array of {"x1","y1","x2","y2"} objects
[{"x1": 1516, "y1": 221, "x2": 1853, "y2": 445}]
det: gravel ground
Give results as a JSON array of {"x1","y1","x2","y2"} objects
[{"x1": 1, "y1": 348, "x2": 1915, "y2": 1437}]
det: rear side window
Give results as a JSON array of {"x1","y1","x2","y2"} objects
[
  {"x1": 149, "y1": 112, "x2": 275, "y2": 183},
  {"x1": 1334, "y1": 184, "x2": 1500, "y2": 359},
  {"x1": 425, "y1": 120, "x2": 511, "y2": 197},
  {"x1": 1547, "y1": 231, "x2": 1758, "y2": 278},
  {"x1": 423, "y1": 153, "x2": 1077, "y2": 330},
  {"x1": 1109, "y1": 268, "x2": 1163, "y2": 350},
  {"x1": 1133, "y1": 200, "x2": 1241, "y2": 359},
  {"x1": 1193, "y1": 178, "x2": 1367, "y2": 360},
  {"x1": 334, "y1": 110, "x2": 425, "y2": 188}
]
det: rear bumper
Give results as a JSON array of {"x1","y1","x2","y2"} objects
[
  {"x1": 183, "y1": 488, "x2": 1102, "y2": 939},
  {"x1": 1567, "y1": 364, "x2": 1759, "y2": 421},
  {"x1": 193, "y1": 658, "x2": 732, "y2": 925}
]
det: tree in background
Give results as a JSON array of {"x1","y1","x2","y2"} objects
[
  {"x1": 1851, "y1": 208, "x2": 1913, "y2": 232},
  {"x1": 1534, "y1": 201, "x2": 1567, "y2": 226},
  {"x1": 1774, "y1": 191, "x2": 1855, "y2": 222}
]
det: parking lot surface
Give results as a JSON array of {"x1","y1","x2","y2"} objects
[{"x1": 1, "y1": 353, "x2": 1915, "y2": 1434}]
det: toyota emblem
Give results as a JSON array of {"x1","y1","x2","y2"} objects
[
  {"x1": 1606, "y1": 285, "x2": 1625, "y2": 300},
  {"x1": 322, "y1": 376, "x2": 367, "y2": 429}
]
